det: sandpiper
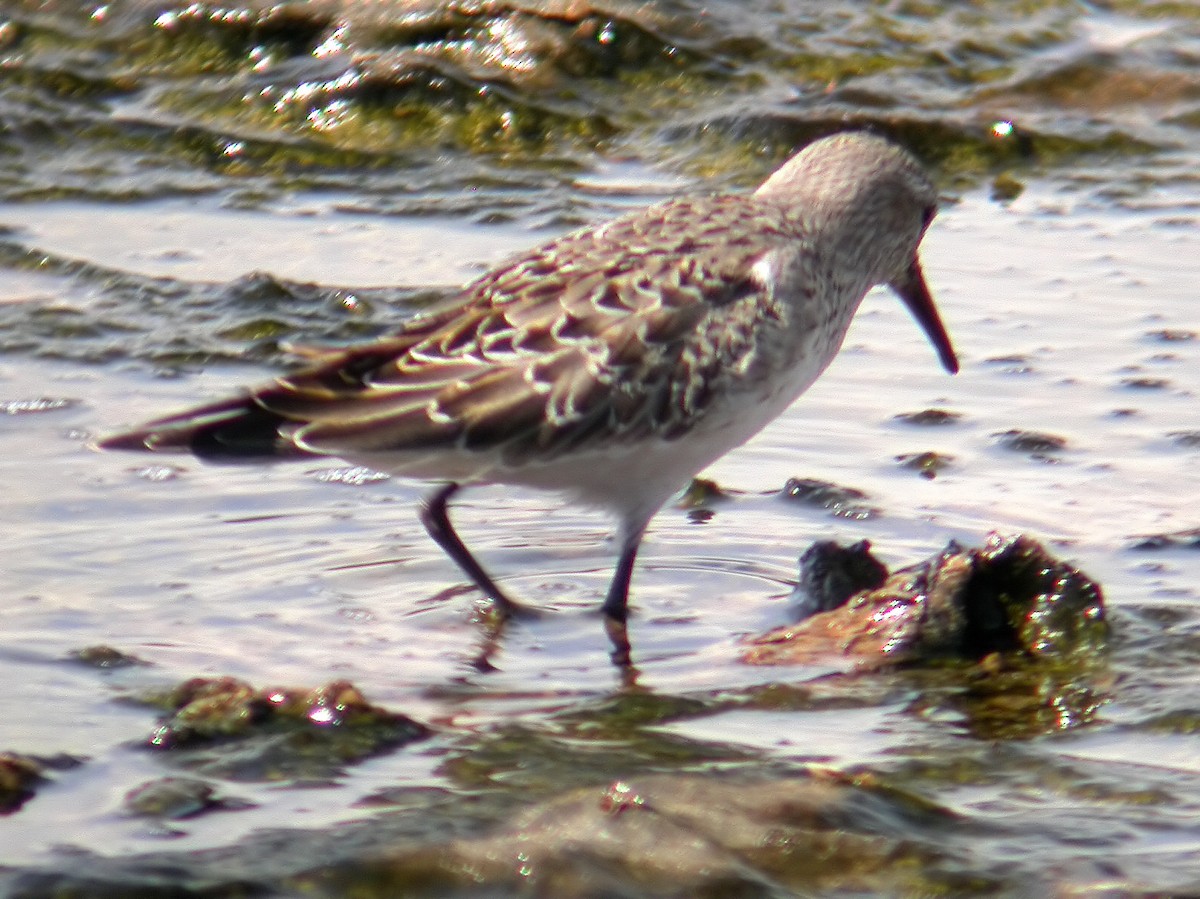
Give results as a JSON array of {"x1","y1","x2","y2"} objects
[{"x1": 100, "y1": 131, "x2": 958, "y2": 666}]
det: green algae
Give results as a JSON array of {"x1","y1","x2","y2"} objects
[
  {"x1": 132, "y1": 677, "x2": 430, "y2": 781},
  {"x1": 748, "y1": 535, "x2": 1108, "y2": 672},
  {"x1": 896, "y1": 450, "x2": 954, "y2": 479},
  {"x1": 69, "y1": 645, "x2": 150, "y2": 669},
  {"x1": 1, "y1": 0, "x2": 1187, "y2": 215}
]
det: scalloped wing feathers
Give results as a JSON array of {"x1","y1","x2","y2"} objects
[{"x1": 244, "y1": 195, "x2": 798, "y2": 462}]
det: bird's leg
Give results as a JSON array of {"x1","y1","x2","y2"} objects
[
  {"x1": 419, "y1": 482, "x2": 530, "y2": 621},
  {"x1": 601, "y1": 521, "x2": 646, "y2": 668}
]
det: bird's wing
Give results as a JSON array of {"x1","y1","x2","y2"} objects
[{"x1": 250, "y1": 195, "x2": 799, "y2": 462}]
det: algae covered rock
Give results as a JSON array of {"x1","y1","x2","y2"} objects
[
  {"x1": 781, "y1": 477, "x2": 880, "y2": 520},
  {"x1": 68, "y1": 645, "x2": 151, "y2": 669},
  {"x1": 792, "y1": 539, "x2": 889, "y2": 618},
  {"x1": 1128, "y1": 526, "x2": 1200, "y2": 551},
  {"x1": 136, "y1": 677, "x2": 431, "y2": 781},
  {"x1": 746, "y1": 534, "x2": 1106, "y2": 668},
  {"x1": 0, "y1": 752, "x2": 84, "y2": 815},
  {"x1": 124, "y1": 775, "x2": 250, "y2": 820},
  {"x1": 298, "y1": 772, "x2": 971, "y2": 897},
  {"x1": 0, "y1": 753, "x2": 45, "y2": 815}
]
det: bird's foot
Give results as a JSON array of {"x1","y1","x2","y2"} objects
[
  {"x1": 603, "y1": 613, "x2": 633, "y2": 669},
  {"x1": 474, "y1": 594, "x2": 542, "y2": 625},
  {"x1": 466, "y1": 591, "x2": 543, "y2": 674}
]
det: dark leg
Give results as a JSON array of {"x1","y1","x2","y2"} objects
[
  {"x1": 419, "y1": 482, "x2": 528, "y2": 621},
  {"x1": 601, "y1": 525, "x2": 643, "y2": 668}
]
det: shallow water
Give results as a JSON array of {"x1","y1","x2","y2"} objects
[{"x1": 3, "y1": 1, "x2": 1200, "y2": 895}]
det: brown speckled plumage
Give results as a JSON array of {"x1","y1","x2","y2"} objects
[{"x1": 99, "y1": 131, "x2": 959, "y2": 666}]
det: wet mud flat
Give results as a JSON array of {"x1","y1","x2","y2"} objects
[{"x1": 3, "y1": 0, "x2": 1200, "y2": 895}]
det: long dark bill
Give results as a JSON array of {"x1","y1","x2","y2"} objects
[{"x1": 893, "y1": 258, "x2": 959, "y2": 375}]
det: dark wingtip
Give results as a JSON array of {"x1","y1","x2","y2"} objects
[
  {"x1": 94, "y1": 430, "x2": 154, "y2": 452},
  {"x1": 95, "y1": 395, "x2": 297, "y2": 460}
]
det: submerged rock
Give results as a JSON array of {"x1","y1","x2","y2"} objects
[
  {"x1": 676, "y1": 476, "x2": 727, "y2": 509},
  {"x1": 295, "y1": 772, "x2": 970, "y2": 897},
  {"x1": 1120, "y1": 376, "x2": 1171, "y2": 390},
  {"x1": 1168, "y1": 430, "x2": 1200, "y2": 448},
  {"x1": 1147, "y1": 329, "x2": 1198, "y2": 343},
  {"x1": 0, "y1": 753, "x2": 45, "y2": 815},
  {"x1": 991, "y1": 429, "x2": 1068, "y2": 457},
  {"x1": 1128, "y1": 527, "x2": 1200, "y2": 551},
  {"x1": 781, "y1": 477, "x2": 880, "y2": 520},
  {"x1": 123, "y1": 776, "x2": 250, "y2": 821},
  {"x1": 746, "y1": 535, "x2": 1106, "y2": 668},
  {"x1": 0, "y1": 752, "x2": 83, "y2": 815},
  {"x1": 69, "y1": 645, "x2": 150, "y2": 669},
  {"x1": 135, "y1": 677, "x2": 430, "y2": 781},
  {"x1": 792, "y1": 540, "x2": 889, "y2": 619},
  {"x1": 1, "y1": 770, "x2": 989, "y2": 896},
  {"x1": 895, "y1": 450, "x2": 953, "y2": 479},
  {"x1": 893, "y1": 408, "x2": 962, "y2": 426},
  {"x1": 990, "y1": 170, "x2": 1025, "y2": 202}
]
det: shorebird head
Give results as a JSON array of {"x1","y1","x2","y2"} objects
[{"x1": 756, "y1": 131, "x2": 959, "y2": 375}]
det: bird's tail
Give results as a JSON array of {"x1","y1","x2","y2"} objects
[{"x1": 97, "y1": 393, "x2": 305, "y2": 460}]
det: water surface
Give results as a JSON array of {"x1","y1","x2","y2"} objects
[{"x1": 3, "y1": 1, "x2": 1200, "y2": 894}]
